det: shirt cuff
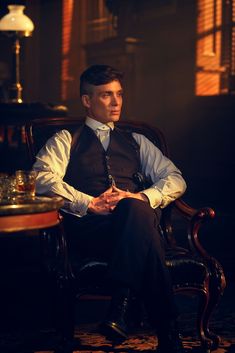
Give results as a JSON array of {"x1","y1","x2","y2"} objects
[
  {"x1": 64, "y1": 195, "x2": 93, "y2": 217},
  {"x1": 141, "y1": 187, "x2": 163, "y2": 209}
]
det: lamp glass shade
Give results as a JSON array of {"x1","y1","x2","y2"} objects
[{"x1": 0, "y1": 5, "x2": 34, "y2": 35}]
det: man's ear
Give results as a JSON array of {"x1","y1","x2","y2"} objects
[{"x1": 81, "y1": 95, "x2": 91, "y2": 108}]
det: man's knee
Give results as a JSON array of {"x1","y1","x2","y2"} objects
[
  {"x1": 113, "y1": 198, "x2": 165, "y2": 260},
  {"x1": 116, "y1": 197, "x2": 149, "y2": 212},
  {"x1": 115, "y1": 197, "x2": 160, "y2": 221}
]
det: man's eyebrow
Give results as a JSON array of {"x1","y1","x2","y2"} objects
[
  {"x1": 99, "y1": 89, "x2": 123, "y2": 95},
  {"x1": 100, "y1": 90, "x2": 112, "y2": 94}
]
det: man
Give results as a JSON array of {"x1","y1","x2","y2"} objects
[{"x1": 34, "y1": 65, "x2": 187, "y2": 353}]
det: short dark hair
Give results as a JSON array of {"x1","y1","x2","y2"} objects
[{"x1": 80, "y1": 64, "x2": 123, "y2": 96}]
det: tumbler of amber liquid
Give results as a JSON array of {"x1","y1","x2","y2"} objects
[{"x1": 15, "y1": 170, "x2": 37, "y2": 199}]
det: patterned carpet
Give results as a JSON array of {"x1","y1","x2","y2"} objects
[{"x1": 0, "y1": 283, "x2": 234, "y2": 353}]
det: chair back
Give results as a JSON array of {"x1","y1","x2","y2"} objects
[{"x1": 25, "y1": 117, "x2": 170, "y2": 164}]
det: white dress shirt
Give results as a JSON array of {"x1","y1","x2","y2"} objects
[{"x1": 33, "y1": 117, "x2": 186, "y2": 217}]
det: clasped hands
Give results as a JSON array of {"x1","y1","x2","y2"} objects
[{"x1": 88, "y1": 185, "x2": 148, "y2": 215}]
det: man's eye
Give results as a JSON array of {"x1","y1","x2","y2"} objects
[{"x1": 102, "y1": 93, "x2": 110, "y2": 98}]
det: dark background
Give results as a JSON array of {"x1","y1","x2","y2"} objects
[{"x1": 0, "y1": 0, "x2": 234, "y2": 284}]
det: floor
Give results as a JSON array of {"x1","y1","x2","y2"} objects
[{"x1": 0, "y1": 282, "x2": 234, "y2": 353}]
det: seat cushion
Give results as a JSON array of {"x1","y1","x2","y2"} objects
[
  {"x1": 75, "y1": 261, "x2": 109, "y2": 295},
  {"x1": 75, "y1": 247, "x2": 209, "y2": 295},
  {"x1": 165, "y1": 247, "x2": 209, "y2": 290}
]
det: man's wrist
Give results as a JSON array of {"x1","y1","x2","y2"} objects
[
  {"x1": 87, "y1": 197, "x2": 94, "y2": 214},
  {"x1": 139, "y1": 192, "x2": 150, "y2": 203}
]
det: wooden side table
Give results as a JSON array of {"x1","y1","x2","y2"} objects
[
  {"x1": 0, "y1": 196, "x2": 75, "y2": 353},
  {"x1": 0, "y1": 196, "x2": 64, "y2": 232}
]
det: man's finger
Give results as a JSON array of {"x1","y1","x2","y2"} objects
[
  {"x1": 112, "y1": 185, "x2": 123, "y2": 192},
  {"x1": 104, "y1": 186, "x2": 113, "y2": 194}
]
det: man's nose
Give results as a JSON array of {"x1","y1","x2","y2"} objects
[{"x1": 111, "y1": 94, "x2": 119, "y2": 105}]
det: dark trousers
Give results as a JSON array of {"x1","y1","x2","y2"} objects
[{"x1": 62, "y1": 198, "x2": 177, "y2": 325}]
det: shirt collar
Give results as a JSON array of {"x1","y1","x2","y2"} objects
[{"x1": 85, "y1": 116, "x2": 114, "y2": 131}]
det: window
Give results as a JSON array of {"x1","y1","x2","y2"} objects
[
  {"x1": 195, "y1": 0, "x2": 235, "y2": 95},
  {"x1": 61, "y1": 0, "x2": 116, "y2": 101}
]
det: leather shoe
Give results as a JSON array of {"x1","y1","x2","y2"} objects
[
  {"x1": 156, "y1": 320, "x2": 185, "y2": 353},
  {"x1": 100, "y1": 288, "x2": 130, "y2": 341}
]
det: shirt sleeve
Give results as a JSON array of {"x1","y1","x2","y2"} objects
[
  {"x1": 33, "y1": 129, "x2": 93, "y2": 217},
  {"x1": 132, "y1": 132, "x2": 187, "y2": 209}
]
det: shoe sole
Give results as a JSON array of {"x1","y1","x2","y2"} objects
[{"x1": 100, "y1": 321, "x2": 128, "y2": 342}]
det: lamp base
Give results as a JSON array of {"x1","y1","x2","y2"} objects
[{"x1": 8, "y1": 83, "x2": 23, "y2": 103}]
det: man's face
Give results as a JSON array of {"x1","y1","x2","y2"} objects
[{"x1": 82, "y1": 80, "x2": 123, "y2": 124}]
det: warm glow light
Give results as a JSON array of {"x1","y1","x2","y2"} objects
[
  {"x1": 0, "y1": 5, "x2": 34, "y2": 103},
  {"x1": 196, "y1": 0, "x2": 222, "y2": 95},
  {"x1": 232, "y1": 1, "x2": 235, "y2": 76},
  {"x1": 0, "y1": 5, "x2": 34, "y2": 36},
  {"x1": 61, "y1": 0, "x2": 117, "y2": 102},
  {"x1": 61, "y1": 0, "x2": 74, "y2": 101}
]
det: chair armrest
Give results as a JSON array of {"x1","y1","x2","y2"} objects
[{"x1": 174, "y1": 198, "x2": 215, "y2": 258}]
